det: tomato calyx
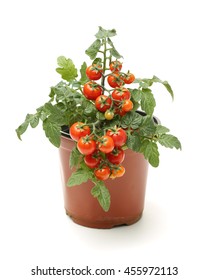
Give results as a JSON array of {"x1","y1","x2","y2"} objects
[
  {"x1": 91, "y1": 63, "x2": 103, "y2": 72},
  {"x1": 84, "y1": 81, "x2": 101, "y2": 90}
]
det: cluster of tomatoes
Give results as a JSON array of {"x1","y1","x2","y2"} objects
[
  {"x1": 83, "y1": 60, "x2": 135, "y2": 119},
  {"x1": 70, "y1": 122, "x2": 127, "y2": 180},
  {"x1": 69, "y1": 60, "x2": 136, "y2": 181}
]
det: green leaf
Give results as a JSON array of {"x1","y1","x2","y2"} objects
[
  {"x1": 83, "y1": 99, "x2": 97, "y2": 116},
  {"x1": 106, "y1": 115, "x2": 121, "y2": 128},
  {"x1": 162, "y1": 81, "x2": 174, "y2": 99},
  {"x1": 39, "y1": 110, "x2": 48, "y2": 121},
  {"x1": 16, "y1": 113, "x2": 40, "y2": 140},
  {"x1": 67, "y1": 168, "x2": 91, "y2": 187},
  {"x1": 126, "y1": 132, "x2": 141, "y2": 152},
  {"x1": 92, "y1": 58, "x2": 102, "y2": 64},
  {"x1": 43, "y1": 119, "x2": 61, "y2": 147},
  {"x1": 51, "y1": 82, "x2": 82, "y2": 105},
  {"x1": 91, "y1": 181, "x2": 110, "y2": 212},
  {"x1": 56, "y1": 56, "x2": 78, "y2": 82},
  {"x1": 109, "y1": 47, "x2": 123, "y2": 59},
  {"x1": 139, "y1": 116, "x2": 156, "y2": 136},
  {"x1": 44, "y1": 103, "x2": 67, "y2": 125},
  {"x1": 158, "y1": 134, "x2": 182, "y2": 150},
  {"x1": 134, "y1": 78, "x2": 151, "y2": 88},
  {"x1": 29, "y1": 114, "x2": 39, "y2": 128},
  {"x1": 130, "y1": 88, "x2": 140, "y2": 102},
  {"x1": 140, "y1": 140, "x2": 160, "y2": 167},
  {"x1": 79, "y1": 62, "x2": 88, "y2": 85},
  {"x1": 16, "y1": 116, "x2": 30, "y2": 140},
  {"x1": 140, "y1": 88, "x2": 156, "y2": 116},
  {"x1": 96, "y1": 111, "x2": 105, "y2": 120},
  {"x1": 130, "y1": 114, "x2": 143, "y2": 129},
  {"x1": 137, "y1": 76, "x2": 174, "y2": 100},
  {"x1": 95, "y1": 26, "x2": 116, "y2": 39},
  {"x1": 156, "y1": 125, "x2": 170, "y2": 134},
  {"x1": 152, "y1": 76, "x2": 174, "y2": 99},
  {"x1": 85, "y1": 39, "x2": 101, "y2": 60},
  {"x1": 69, "y1": 147, "x2": 82, "y2": 169},
  {"x1": 107, "y1": 37, "x2": 114, "y2": 47},
  {"x1": 121, "y1": 111, "x2": 143, "y2": 130},
  {"x1": 107, "y1": 37, "x2": 123, "y2": 59}
]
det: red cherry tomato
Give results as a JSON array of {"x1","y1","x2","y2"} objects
[
  {"x1": 122, "y1": 73, "x2": 135, "y2": 84},
  {"x1": 109, "y1": 61, "x2": 122, "y2": 72},
  {"x1": 69, "y1": 122, "x2": 91, "y2": 141},
  {"x1": 86, "y1": 64, "x2": 102, "y2": 80},
  {"x1": 112, "y1": 87, "x2": 131, "y2": 101},
  {"x1": 106, "y1": 128, "x2": 127, "y2": 147},
  {"x1": 77, "y1": 136, "x2": 96, "y2": 155},
  {"x1": 115, "y1": 106, "x2": 127, "y2": 117},
  {"x1": 107, "y1": 73, "x2": 123, "y2": 88},
  {"x1": 95, "y1": 95, "x2": 112, "y2": 112},
  {"x1": 83, "y1": 81, "x2": 102, "y2": 100},
  {"x1": 98, "y1": 135, "x2": 114, "y2": 153},
  {"x1": 84, "y1": 152, "x2": 101, "y2": 168},
  {"x1": 107, "y1": 147, "x2": 125, "y2": 165},
  {"x1": 94, "y1": 166, "x2": 110, "y2": 180}
]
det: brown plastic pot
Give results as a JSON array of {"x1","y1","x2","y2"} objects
[
  {"x1": 59, "y1": 134, "x2": 148, "y2": 229},
  {"x1": 59, "y1": 111, "x2": 159, "y2": 229}
]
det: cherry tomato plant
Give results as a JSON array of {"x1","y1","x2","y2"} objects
[{"x1": 16, "y1": 26, "x2": 181, "y2": 212}]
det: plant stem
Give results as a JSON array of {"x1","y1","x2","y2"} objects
[{"x1": 101, "y1": 39, "x2": 107, "y2": 89}]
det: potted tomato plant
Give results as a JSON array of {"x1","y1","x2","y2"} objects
[{"x1": 16, "y1": 27, "x2": 181, "y2": 228}]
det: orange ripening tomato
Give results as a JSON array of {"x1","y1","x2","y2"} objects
[
  {"x1": 111, "y1": 165, "x2": 125, "y2": 178},
  {"x1": 122, "y1": 99, "x2": 133, "y2": 112}
]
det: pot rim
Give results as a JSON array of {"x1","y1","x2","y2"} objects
[{"x1": 61, "y1": 110, "x2": 160, "y2": 139}]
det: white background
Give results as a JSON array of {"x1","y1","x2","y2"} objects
[{"x1": 1, "y1": 0, "x2": 208, "y2": 279}]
